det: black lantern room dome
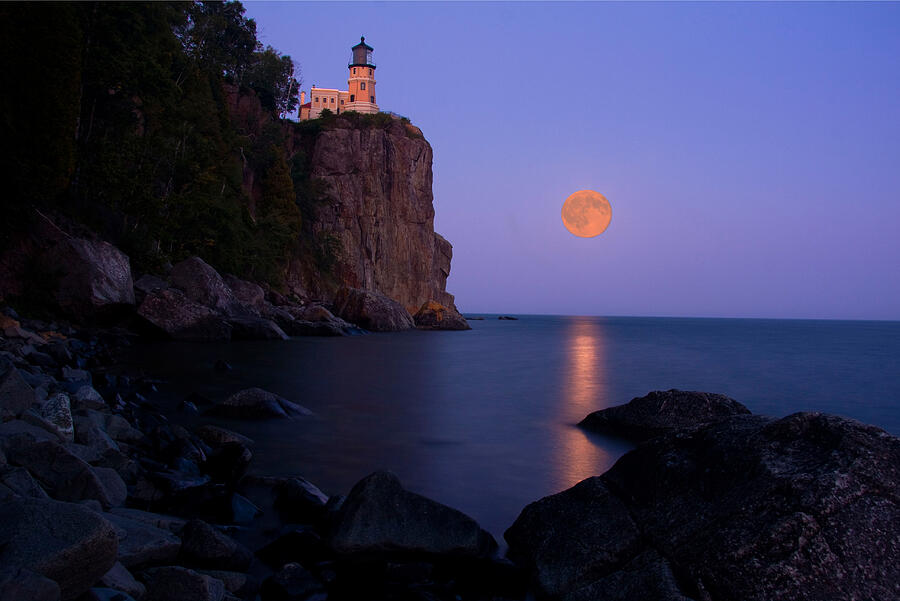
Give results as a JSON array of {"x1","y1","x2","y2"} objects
[{"x1": 349, "y1": 36, "x2": 375, "y2": 68}]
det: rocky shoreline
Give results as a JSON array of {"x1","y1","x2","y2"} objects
[{"x1": 2, "y1": 307, "x2": 898, "y2": 601}]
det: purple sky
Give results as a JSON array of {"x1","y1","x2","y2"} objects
[{"x1": 245, "y1": 2, "x2": 900, "y2": 320}]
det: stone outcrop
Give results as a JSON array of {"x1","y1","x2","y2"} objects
[
  {"x1": 137, "y1": 288, "x2": 232, "y2": 342},
  {"x1": 330, "y1": 470, "x2": 497, "y2": 558},
  {"x1": 41, "y1": 236, "x2": 135, "y2": 320},
  {"x1": 507, "y1": 411, "x2": 900, "y2": 601},
  {"x1": 579, "y1": 389, "x2": 751, "y2": 441},
  {"x1": 286, "y1": 118, "x2": 459, "y2": 313},
  {"x1": 331, "y1": 287, "x2": 415, "y2": 332},
  {"x1": 413, "y1": 300, "x2": 471, "y2": 331}
]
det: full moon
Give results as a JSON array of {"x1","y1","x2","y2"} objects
[{"x1": 561, "y1": 190, "x2": 612, "y2": 238}]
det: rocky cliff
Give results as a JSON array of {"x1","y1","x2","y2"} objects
[{"x1": 284, "y1": 118, "x2": 457, "y2": 314}]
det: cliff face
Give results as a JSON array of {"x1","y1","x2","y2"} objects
[{"x1": 286, "y1": 119, "x2": 457, "y2": 313}]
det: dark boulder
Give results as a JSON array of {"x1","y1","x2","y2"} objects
[
  {"x1": 579, "y1": 389, "x2": 751, "y2": 441},
  {"x1": 330, "y1": 470, "x2": 497, "y2": 558},
  {"x1": 98, "y1": 562, "x2": 145, "y2": 601},
  {"x1": 41, "y1": 236, "x2": 135, "y2": 320},
  {"x1": 256, "y1": 526, "x2": 330, "y2": 569},
  {"x1": 0, "y1": 567, "x2": 60, "y2": 601},
  {"x1": 194, "y1": 425, "x2": 253, "y2": 448},
  {"x1": 207, "y1": 388, "x2": 311, "y2": 420},
  {"x1": 0, "y1": 358, "x2": 36, "y2": 420},
  {"x1": 223, "y1": 275, "x2": 266, "y2": 314},
  {"x1": 141, "y1": 566, "x2": 225, "y2": 601},
  {"x1": 506, "y1": 412, "x2": 900, "y2": 601},
  {"x1": 6, "y1": 439, "x2": 114, "y2": 507},
  {"x1": 103, "y1": 511, "x2": 181, "y2": 570},
  {"x1": 178, "y1": 519, "x2": 252, "y2": 571},
  {"x1": 170, "y1": 257, "x2": 245, "y2": 317},
  {"x1": 332, "y1": 287, "x2": 414, "y2": 332},
  {"x1": 0, "y1": 497, "x2": 118, "y2": 600},
  {"x1": 137, "y1": 289, "x2": 232, "y2": 342},
  {"x1": 226, "y1": 317, "x2": 288, "y2": 341},
  {"x1": 413, "y1": 300, "x2": 471, "y2": 331},
  {"x1": 260, "y1": 563, "x2": 326, "y2": 601}
]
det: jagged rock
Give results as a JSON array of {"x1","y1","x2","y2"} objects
[
  {"x1": 0, "y1": 466, "x2": 49, "y2": 499},
  {"x1": 41, "y1": 236, "x2": 135, "y2": 320},
  {"x1": 41, "y1": 393, "x2": 74, "y2": 441},
  {"x1": 133, "y1": 274, "x2": 169, "y2": 296},
  {"x1": 0, "y1": 497, "x2": 118, "y2": 600},
  {"x1": 141, "y1": 566, "x2": 225, "y2": 601},
  {"x1": 413, "y1": 300, "x2": 471, "y2": 331},
  {"x1": 99, "y1": 562, "x2": 145, "y2": 601},
  {"x1": 579, "y1": 389, "x2": 752, "y2": 441},
  {"x1": 332, "y1": 287, "x2": 414, "y2": 332},
  {"x1": 5, "y1": 439, "x2": 113, "y2": 507},
  {"x1": 92, "y1": 467, "x2": 127, "y2": 507},
  {"x1": 207, "y1": 388, "x2": 311, "y2": 420},
  {"x1": 330, "y1": 470, "x2": 497, "y2": 557},
  {"x1": 137, "y1": 288, "x2": 232, "y2": 341},
  {"x1": 0, "y1": 566, "x2": 60, "y2": 601},
  {"x1": 196, "y1": 570, "x2": 258, "y2": 599},
  {"x1": 260, "y1": 563, "x2": 325, "y2": 601},
  {"x1": 108, "y1": 507, "x2": 186, "y2": 534},
  {"x1": 104, "y1": 512, "x2": 181, "y2": 570},
  {"x1": 0, "y1": 358, "x2": 36, "y2": 420},
  {"x1": 226, "y1": 317, "x2": 288, "y2": 340},
  {"x1": 71, "y1": 385, "x2": 106, "y2": 411},
  {"x1": 194, "y1": 425, "x2": 253, "y2": 448},
  {"x1": 283, "y1": 125, "x2": 458, "y2": 312},
  {"x1": 223, "y1": 275, "x2": 266, "y2": 313},
  {"x1": 178, "y1": 519, "x2": 252, "y2": 571},
  {"x1": 170, "y1": 257, "x2": 245, "y2": 317},
  {"x1": 506, "y1": 412, "x2": 900, "y2": 601}
]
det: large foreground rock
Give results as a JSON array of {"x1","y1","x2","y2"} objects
[
  {"x1": 332, "y1": 287, "x2": 414, "y2": 332},
  {"x1": 0, "y1": 497, "x2": 118, "y2": 600},
  {"x1": 579, "y1": 389, "x2": 751, "y2": 441},
  {"x1": 0, "y1": 358, "x2": 36, "y2": 420},
  {"x1": 506, "y1": 412, "x2": 900, "y2": 601},
  {"x1": 413, "y1": 300, "x2": 471, "y2": 330},
  {"x1": 170, "y1": 257, "x2": 244, "y2": 317},
  {"x1": 330, "y1": 470, "x2": 497, "y2": 557},
  {"x1": 207, "y1": 388, "x2": 310, "y2": 420},
  {"x1": 137, "y1": 289, "x2": 232, "y2": 341},
  {"x1": 42, "y1": 236, "x2": 135, "y2": 320}
]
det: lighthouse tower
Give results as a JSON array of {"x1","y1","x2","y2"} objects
[{"x1": 346, "y1": 36, "x2": 378, "y2": 114}]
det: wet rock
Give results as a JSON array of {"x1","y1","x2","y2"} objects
[
  {"x1": 104, "y1": 512, "x2": 182, "y2": 570},
  {"x1": 0, "y1": 358, "x2": 36, "y2": 420},
  {"x1": 195, "y1": 425, "x2": 253, "y2": 448},
  {"x1": 226, "y1": 317, "x2": 288, "y2": 341},
  {"x1": 197, "y1": 570, "x2": 258, "y2": 599},
  {"x1": 6, "y1": 439, "x2": 113, "y2": 507},
  {"x1": 579, "y1": 389, "x2": 751, "y2": 441},
  {"x1": 223, "y1": 275, "x2": 266, "y2": 313},
  {"x1": 260, "y1": 563, "x2": 326, "y2": 601},
  {"x1": 0, "y1": 466, "x2": 49, "y2": 499},
  {"x1": 413, "y1": 300, "x2": 471, "y2": 331},
  {"x1": 99, "y1": 562, "x2": 145, "y2": 601},
  {"x1": 83, "y1": 587, "x2": 138, "y2": 601},
  {"x1": 203, "y1": 441, "x2": 252, "y2": 485},
  {"x1": 137, "y1": 289, "x2": 232, "y2": 341},
  {"x1": 330, "y1": 470, "x2": 497, "y2": 558},
  {"x1": 207, "y1": 388, "x2": 311, "y2": 420},
  {"x1": 507, "y1": 412, "x2": 900, "y2": 601},
  {"x1": 332, "y1": 287, "x2": 414, "y2": 332},
  {"x1": 229, "y1": 492, "x2": 261, "y2": 524},
  {"x1": 0, "y1": 497, "x2": 118, "y2": 600},
  {"x1": 271, "y1": 476, "x2": 329, "y2": 523},
  {"x1": 41, "y1": 236, "x2": 135, "y2": 320},
  {"x1": 170, "y1": 257, "x2": 244, "y2": 317},
  {"x1": 281, "y1": 319, "x2": 347, "y2": 337},
  {"x1": 179, "y1": 519, "x2": 252, "y2": 571},
  {"x1": 41, "y1": 393, "x2": 74, "y2": 441},
  {"x1": 141, "y1": 566, "x2": 225, "y2": 601},
  {"x1": 0, "y1": 566, "x2": 60, "y2": 601}
]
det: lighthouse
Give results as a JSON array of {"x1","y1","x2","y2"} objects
[{"x1": 346, "y1": 36, "x2": 377, "y2": 114}]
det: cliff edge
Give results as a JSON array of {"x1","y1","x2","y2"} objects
[{"x1": 284, "y1": 117, "x2": 457, "y2": 314}]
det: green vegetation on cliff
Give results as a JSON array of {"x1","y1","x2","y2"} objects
[{"x1": 0, "y1": 1, "x2": 308, "y2": 285}]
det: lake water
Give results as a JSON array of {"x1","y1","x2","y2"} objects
[{"x1": 128, "y1": 315, "x2": 900, "y2": 540}]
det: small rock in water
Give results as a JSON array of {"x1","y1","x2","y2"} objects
[{"x1": 213, "y1": 360, "x2": 233, "y2": 373}]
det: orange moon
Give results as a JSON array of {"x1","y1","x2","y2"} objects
[{"x1": 561, "y1": 190, "x2": 612, "y2": 238}]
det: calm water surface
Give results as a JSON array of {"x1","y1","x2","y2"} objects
[{"x1": 129, "y1": 316, "x2": 900, "y2": 539}]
